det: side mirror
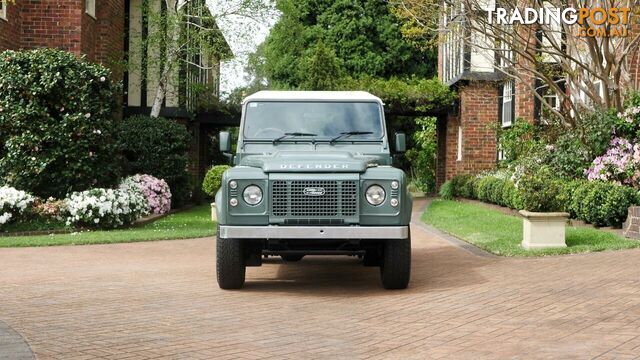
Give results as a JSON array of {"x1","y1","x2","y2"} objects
[
  {"x1": 395, "y1": 133, "x2": 406, "y2": 153},
  {"x1": 219, "y1": 131, "x2": 231, "y2": 153}
]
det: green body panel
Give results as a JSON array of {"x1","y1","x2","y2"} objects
[{"x1": 215, "y1": 96, "x2": 412, "y2": 229}]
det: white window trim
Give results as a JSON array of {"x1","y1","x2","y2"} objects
[
  {"x1": 85, "y1": 0, "x2": 96, "y2": 19},
  {"x1": 501, "y1": 81, "x2": 514, "y2": 128},
  {"x1": 456, "y1": 126, "x2": 463, "y2": 161},
  {"x1": 0, "y1": 0, "x2": 8, "y2": 21},
  {"x1": 497, "y1": 143, "x2": 506, "y2": 161}
]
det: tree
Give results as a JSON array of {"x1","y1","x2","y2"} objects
[
  {"x1": 133, "y1": 0, "x2": 273, "y2": 117},
  {"x1": 396, "y1": 0, "x2": 640, "y2": 127},
  {"x1": 300, "y1": 40, "x2": 343, "y2": 90},
  {"x1": 257, "y1": 0, "x2": 436, "y2": 89}
]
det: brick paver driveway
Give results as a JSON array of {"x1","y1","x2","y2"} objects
[{"x1": 1, "y1": 200, "x2": 640, "y2": 359}]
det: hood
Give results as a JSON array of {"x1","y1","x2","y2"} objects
[{"x1": 239, "y1": 151, "x2": 381, "y2": 173}]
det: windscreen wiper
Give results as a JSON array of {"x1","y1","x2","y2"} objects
[
  {"x1": 273, "y1": 132, "x2": 317, "y2": 144},
  {"x1": 330, "y1": 131, "x2": 374, "y2": 144}
]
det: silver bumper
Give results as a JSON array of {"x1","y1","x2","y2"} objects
[{"x1": 218, "y1": 225, "x2": 409, "y2": 239}]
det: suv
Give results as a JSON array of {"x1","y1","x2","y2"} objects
[{"x1": 215, "y1": 91, "x2": 412, "y2": 290}]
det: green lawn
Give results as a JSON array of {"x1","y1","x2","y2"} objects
[
  {"x1": 422, "y1": 199, "x2": 640, "y2": 256},
  {"x1": 0, "y1": 204, "x2": 216, "y2": 247}
]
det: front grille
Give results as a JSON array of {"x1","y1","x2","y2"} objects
[{"x1": 271, "y1": 180, "x2": 358, "y2": 218}]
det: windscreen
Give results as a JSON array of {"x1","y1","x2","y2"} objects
[{"x1": 243, "y1": 101, "x2": 384, "y2": 140}]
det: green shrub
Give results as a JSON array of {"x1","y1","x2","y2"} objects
[
  {"x1": 501, "y1": 180, "x2": 522, "y2": 209},
  {"x1": 439, "y1": 180, "x2": 454, "y2": 200},
  {"x1": 450, "y1": 174, "x2": 477, "y2": 199},
  {"x1": 0, "y1": 49, "x2": 120, "y2": 198},
  {"x1": 516, "y1": 166, "x2": 563, "y2": 212},
  {"x1": 406, "y1": 117, "x2": 437, "y2": 193},
  {"x1": 117, "y1": 115, "x2": 192, "y2": 207},
  {"x1": 570, "y1": 181, "x2": 638, "y2": 226},
  {"x1": 202, "y1": 165, "x2": 231, "y2": 197}
]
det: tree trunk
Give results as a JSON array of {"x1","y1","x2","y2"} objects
[{"x1": 150, "y1": 79, "x2": 166, "y2": 118}]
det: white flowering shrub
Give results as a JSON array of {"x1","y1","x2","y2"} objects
[
  {"x1": 120, "y1": 174, "x2": 172, "y2": 215},
  {"x1": 64, "y1": 188, "x2": 149, "y2": 228},
  {"x1": 0, "y1": 186, "x2": 35, "y2": 228}
]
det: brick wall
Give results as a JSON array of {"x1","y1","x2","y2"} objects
[
  {"x1": 442, "y1": 81, "x2": 499, "y2": 183},
  {"x1": 0, "y1": 1, "x2": 124, "y2": 78},
  {"x1": 0, "y1": 2, "x2": 21, "y2": 50},
  {"x1": 20, "y1": 0, "x2": 83, "y2": 53},
  {"x1": 95, "y1": 0, "x2": 125, "y2": 78}
]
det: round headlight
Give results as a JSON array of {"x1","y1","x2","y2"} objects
[
  {"x1": 366, "y1": 185, "x2": 386, "y2": 206},
  {"x1": 243, "y1": 185, "x2": 263, "y2": 205}
]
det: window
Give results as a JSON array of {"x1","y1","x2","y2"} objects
[
  {"x1": 501, "y1": 81, "x2": 514, "y2": 127},
  {"x1": 0, "y1": 0, "x2": 7, "y2": 21},
  {"x1": 456, "y1": 126, "x2": 463, "y2": 161},
  {"x1": 497, "y1": 143, "x2": 506, "y2": 161},
  {"x1": 85, "y1": 0, "x2": 95, "y2": 18}
]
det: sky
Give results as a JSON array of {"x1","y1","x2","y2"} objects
[{"x1": 208, "y1": 0, "x2": 278, "y2": 96}]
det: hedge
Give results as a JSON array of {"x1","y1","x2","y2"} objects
[{"x1": 444, "y1": 173, "x2": 639, "y2": 227}]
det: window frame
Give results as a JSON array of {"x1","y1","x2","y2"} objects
[
  {"x1": 85, "y1": 0, "x2": 96, "y2": 18},
  {"x1": 0, "y1": 0, "x2": 7, "y2": 21},
  {"x1": 501, "y1": 80, "x2": 514, "y2": 128},
  {"x1": 456, "y1": 126, "x2": 463, "y2": 161}
]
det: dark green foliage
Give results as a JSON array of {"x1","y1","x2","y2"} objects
[
  {"x1": 405, "y1": 117, "x2": 437, "y2": 193},
  {"x1": 117, "y1": 115, "x2": 192, "y2": 207},
  {"x1": 517, "y1": 166, "x2": 563, "y2": 212},
  {"x1": 338, "y1": 76, "x2": 456, "y2": 114},
  {"x1": 569, "y1": 181, "x2": 638, "y2": 227},
  {"x1": 202, "y1": 165, "x2": 231, "y2": 197},
  {"x1": 260, "y1": 0, "x2": 435, "y2": 89},
  {"x1": 299, "y1": 40, "x2": 343, "y2": 90},
  {"x1": 449, "y1": 172, "x2": 637, "y2": 227},
  {"x1": 0, "y1": 49, "x2": 120, "y2": 198},
  {"x1": 496, "y1": 121, "x2": 541, "y2": 164},
  {"x1": 439, "y1": 180, "x2": 454, "y2": 200},
  {"x1": 452, "y1": 174, "x2": 476, "y2": 199}
]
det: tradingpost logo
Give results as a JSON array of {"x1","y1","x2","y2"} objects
[{"x1": 487, "y1": 4, "x2": 637, "y2": 37}]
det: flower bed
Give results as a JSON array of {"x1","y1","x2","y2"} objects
[
  {"x1": 65, "y1": 188, "x2": 149, "y2": 228},
  {"x1": 120, "y1": 174, "x2": 172, "y2": 215},
  {"x1": 0, "y1": 186, "x2": 35, "y2": 228}
]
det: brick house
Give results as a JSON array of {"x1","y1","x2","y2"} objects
[
  {"x1": 0, "y1": 0, "x2": 232, "y2": 181},
  {"x1": 436, "y1": 1, "x2": 640, "y2": 187}
]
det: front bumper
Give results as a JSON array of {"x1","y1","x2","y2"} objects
[{"x1": 218, "y1": 225, "x2": 409, "y2": 239}]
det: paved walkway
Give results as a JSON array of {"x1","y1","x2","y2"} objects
[{"x1": 1, "y1": 200, "x2": 640, "y2": 359}]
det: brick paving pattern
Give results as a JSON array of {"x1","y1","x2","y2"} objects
[{"x1": 1, "y1": 200, "x2": 640, "y2": 359}]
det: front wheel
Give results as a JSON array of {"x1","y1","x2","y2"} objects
[
  {"x1": 216, "y1": 236, "x2": 246, "y2": 289},
  {"x1": 380, "y1": 236, "x2": 411, "y2": 290}
]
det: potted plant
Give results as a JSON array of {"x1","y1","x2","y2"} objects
[
  {"x1": 516, "y1": 166, "x2": 569, "y2": 249},
  {"x1": 202, "y1": 165, "x2": 230, "y2": 221}
]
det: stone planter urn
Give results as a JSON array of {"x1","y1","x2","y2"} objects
[
  {"x1": 211, "y1": 202, "x2": 217, "y2": 222},
  {"x1": 519, "y1": 210, "x2": 570, "y2": 249}
]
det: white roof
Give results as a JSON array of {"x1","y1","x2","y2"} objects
[{"x1": 242, "y1": 91, "x2": 383, "y2": 104}]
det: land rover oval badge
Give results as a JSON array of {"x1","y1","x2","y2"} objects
[{"x1": 303, "y1": 187, "x2": 326, "y2": 196}]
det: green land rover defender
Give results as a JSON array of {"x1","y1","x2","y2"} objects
[{"x1": 215, "y1": 91, "x2": 412, "y2": 290}]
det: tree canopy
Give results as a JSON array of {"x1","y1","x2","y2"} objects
[{"x1": 257, "y1": 0, "x2": 437, "y2": 89}]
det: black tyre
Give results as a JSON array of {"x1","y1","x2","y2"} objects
[
  {"x1": 380, "y1": 236, "x2": 411, "y2": 290},
  {"x1": 216, "y1": 235, "x2": 246, "y2": 289},
  {"x1": 281, "y1": 254, "x2": 304, "y2": 262}
]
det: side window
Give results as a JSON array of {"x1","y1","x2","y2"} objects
[
  {"x1": 0, "y1": 0, "x2": 7, "y2": 21},
  {"x1": 85, "y1": 0, "x2": 96, "y2": 18},
  {"x1": 456, "y1": 126, "x2": 463, "y2": 161},
  {"x1": 501, "y1": 81, "x2": 514, "y2": 127}
]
